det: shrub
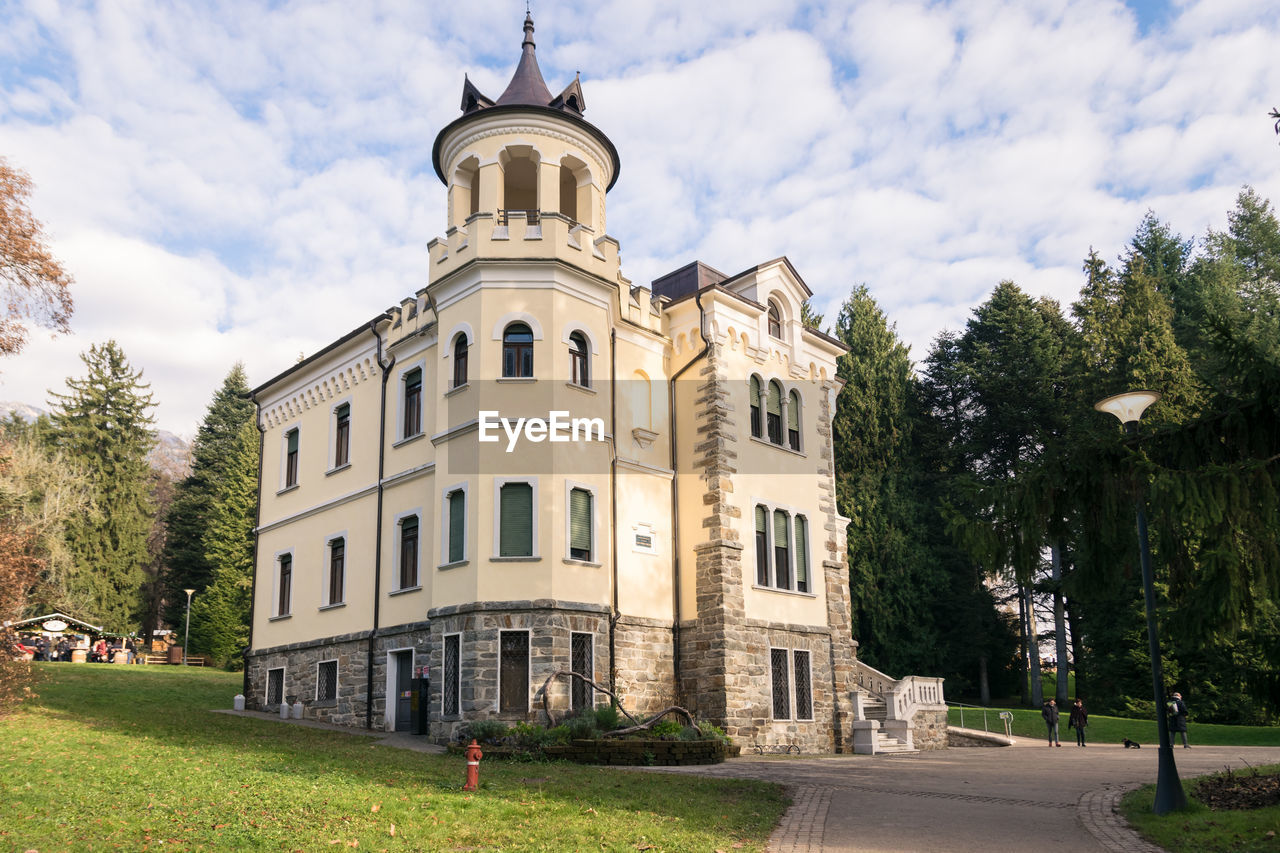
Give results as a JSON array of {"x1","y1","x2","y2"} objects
[
  {"x1": 566, "y1": 712, "x2": 599, "y2": 740},
  {"x1": 458, "y1": 719, "x2": 509, "y2": 744},
  {"x1": 510, "y1": 721, "x2": 557, "y2": 749},
  {"x1": 593, "y1": 704, "x2": 622, "y2": 732},
  {"x1": 648, "y1": 719, "x2": 683, "y2": 740},
  {"x1": 696, "y1": 721, "x2": 730, "y2": 744}
]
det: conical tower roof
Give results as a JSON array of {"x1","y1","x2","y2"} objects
[{"x1": 495, "y1": 13, "x2": 554, "y2": 107}]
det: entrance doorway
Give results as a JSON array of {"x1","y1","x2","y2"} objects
[{"x1": 389, "y1": 649, "x2": 413, "y2": 732}]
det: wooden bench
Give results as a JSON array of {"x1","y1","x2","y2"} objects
[{"x1": 142, "y1": 653, "x2": 209, "y2": 666}]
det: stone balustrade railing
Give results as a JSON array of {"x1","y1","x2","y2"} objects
[{"x1": 853, "y1": 659, "x2": 946, "y2": 721}]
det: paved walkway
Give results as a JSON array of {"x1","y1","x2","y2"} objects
[{"x1": 651, "y1": 741, "x2": 1280, "y2": 852}]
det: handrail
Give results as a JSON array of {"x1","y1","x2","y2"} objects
[
  {"x1": 498, "y1": 208, "x2": 541, "y2": 226},
  {"x1": 947, "y1": 701, "x2": 992, "y2": 732}
]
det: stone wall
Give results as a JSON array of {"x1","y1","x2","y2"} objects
[
  {"x1": 612, "y1": 614, "x2": 677, "y2": 716},
  {"x1": 912, "y1": 708, "x2": 948, "y2": 751},
  {"x1": 426, "y1": 600, "x2": 611, "y2": 743}
]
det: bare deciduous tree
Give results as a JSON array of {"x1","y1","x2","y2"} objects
[{"x1": 0, "y1": 157, "x2": 74, "y2": 357}]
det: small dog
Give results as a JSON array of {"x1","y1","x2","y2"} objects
[{"x1": 1123, "y1": 738, "x2": 1142, "y2": 749}]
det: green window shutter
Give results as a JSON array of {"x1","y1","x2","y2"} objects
[
  {"x1": 794, "y1": 515, "x2": 808, "y2": 592},
  {"x1": 570, "y1": 488, "x2": 592, "y2": 558},
  {"x1": 755, "y1": 504, "x2": 767, "y2": 533},
  {"x1": 787, "y1": 392, "x2": 799, "y2": 431},
  {"x1": 773, "y1": 509, "x2": 788, "y2": 547},
  {"x1": 500, "y1": 482, "x2": 534, "y2": 556},
  {"x1": 335, "y1": 403, "x2": 350, "y2": 420},
  {"x1": 287, "y1": 430, "x2": 298, "y2": 454},
  {"x1": 767, "y1": 381, "x2": 782, "y2": 416},
  {"x1": 448, "y1": 490, "x2": 465, "y2": 563}
]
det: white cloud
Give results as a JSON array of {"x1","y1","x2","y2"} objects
[{"x1": 1, "y1": 0, "x2": 1278, "y2": 430}]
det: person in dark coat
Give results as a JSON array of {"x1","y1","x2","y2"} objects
[
  {"x1": 1068, "y1": 698, "x2": 1088, "y2": 746},
  {"x1": 1041, "y1": 699, "x2": 1061, "y2": 747},
  {"x1": 1168, "y1": 692, "x2": 1189, "y2": 747}
]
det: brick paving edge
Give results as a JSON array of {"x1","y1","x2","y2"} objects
[{"x1": 1077, "y1": 783, "x2": 1167, "y2": 853}]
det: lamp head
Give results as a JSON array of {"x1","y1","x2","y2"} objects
[
  {"x1": 1094, "y1": 390, "x2": 1161, "y2": 425},
  {"x1": 184, "y1": 588, "x2": 195, "y2": 598}
]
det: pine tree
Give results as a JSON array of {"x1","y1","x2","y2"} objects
[
  {"x1": 188, "y1": 419, "x2": 258, "y2": 667},
  {"x1": 47, "y1": 341, "x2": 156, "y2": 631},
  {"x1": 162, "y1": 364, "x2": 256, "y2": 629}
]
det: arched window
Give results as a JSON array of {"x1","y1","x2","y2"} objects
[
  {"x1": 773, "y1": 509, "x2": 791, "y2": 589},
  {"x1": 766, "y1": 380, "x2": 783, "y2": 445},
  {"x1": 755, "y1": 505, "x2": 769, "y2": 586},
  {"x1": 569, "y1": 332, "x2": 590, "y2": 387},
  {"x1": 794, "y1": 515, "x2": 809, "y2": 593},
  {"x1": 788, "y1": 390, "x2": 801, "y2": 451},
  {"x1": 452, "y1": 335, "x2": 469, "y2": 388},
  {"x1": 767, "y1": 301, "x2": 782, "y2": 338},
  {"x1": 503, "y1": 323, "x2": 534, "y2": 378},
  {"x1": 749, "y1": 376, "x2": 763, "y2": 438}
]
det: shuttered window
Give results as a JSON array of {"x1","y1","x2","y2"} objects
[
  {"x1": 328, "y1": 538, "x2": 345, "y2": 605},
  {"x1": 499, "y1": 631, "x2": 529, "y2": 713},
  {"x1": 788, "y1": 390, "x2": 801, "y2": 451},
  {"x1": 569, "y1": 487, "x2": 592, "y2": 561},
  {"x1": 499, "y1": 482, "x2": 534, "y2": 557},
  {"x1": 766, "y1": 381, "x2": 783, "y2": 444},
  {"x1": 399, "y1": 515, "x2": 419, "y2": 589},
  {"x1": 773, "y1": 509, "x2": 791, "y2": 590},
  {"x1": 334, "y1": 404, "x2": 350, "y2": 468},
  {"x1": 277, "y1": 554, "x2": 292, "y2": 617},
  {"x1": 285, "y1": 429, "x2": 299, "y2": 487},
  {"x1": 447, "y1": 489, "x2": 465, "y2": 564},
  {"x1": 403, "y1": 368, "x2": 422, "y2": 437},
  {"x1": 749, "y1": 376, "x2": 762, "y2": 437},
  {"x1": 755, "y1": 505, "x2": 769, "y2": 586},
  {"x1": 794, "y1": 515, "x2": 809, "y2": 593}
]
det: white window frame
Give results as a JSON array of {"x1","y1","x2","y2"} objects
[
  {"x1": 786, "y1": 389, "x2": 804, "y2": 453},
  {"x1": 564, "y1": 480, "x2": 598, "y2": 564},
  {"x1": 395, "y1": 359, "x2": 427, "y2": 442},
  {"x1": 497, "y1": 628, "x2": 532, "y2": 714},
  {"x1": 442, "y1": 632, "x2": 462, "y2": 718},
  {"x1": 315, "y1": 658, "x2": 339, "y2": 702},
  {"x1": 751, "y1": 498, "x2": 812, "y2": 594},
  {"x1": 272, "y1": 547, "x2": 294, "y2": 618},
  {"x1": 492, "y1": 477, "x2": 539, "y2": 559},
  {"x1": 265, "y1": 666, "x2": 286, "y2": 707},
  {"x1": 392, "y1": 508, "x2": 423, "y2": 592},
  {"x1": 328, "y1": 397, "x2": 353, "y2": 472},
  {"x1": 279, "y1": 422, "x2": 301, "y2": 490},
  {"x1": 321, "y1": 532, "x2": 347, "y2": 608},
  {"x1": 439, "y1": 482, "x2": 469, "y2": 567},
  {"x1": 769, "y1": 645, "x2": 791, "y2": 720}
]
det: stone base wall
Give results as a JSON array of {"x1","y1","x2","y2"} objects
[
  {"x1": 426, "y1": 600, "x2": 611, "y2": 744},
  {"x1": 612, "y1": 615, "x2": 677, "y2": 716},
  {"x1": 912, "y1": 708, "x2": 948, "y2": 751},
  {"x1": 681, "y1": 613, "x2": 847, "y2": 754}
]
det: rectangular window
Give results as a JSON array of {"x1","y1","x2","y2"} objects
[
  {"x1": 317, "y1": 660, "x2": 338, "y2": 702},
  {"x1": 570, "y1": 632, "x2": 593, "y2": 711},
  {"x1": 794, "y1": 515, "x2": 809, "y2": 594},
  {"x1": 499, "y1": 481, "x2": 534, "y2": 557},
  {"x1": 447, "y1": 489, "x2": 466, "y2": 564},
  {"x1": 399, "y1": 515, "x2": 419, "y2": 589},
  {"x1": 443, "y1": 634, "x2": 460, "y2": 717},
  {"x1": 284, "y1": 428, "x2": 299, "y2": 488},
  {"x1": 499, "y1": 630, "x2": 529, "y2": 713},
  {"x1": 793, "y1": 650, "x2": 813, "y2": 720},
  {"x1": 334, "y1": 403, "x2": 350, "y2": 468},
  {"x1": 327, "y1": 538, "x2": 345, "y2": 605},
  {"x1": 755, "y1": 505, "x2": 770, "y2": 587},
  {"x1": 773, "y1": 509, "x2": 791, "y2": 590},
  {"x1": 276, "y1": 554, "x2": 292, "y2": 617},
  {"x1": 569, "y1": 487, "x2": 592, "y2": 561},
  {"x1": 267, "y1": 668, "x2": 284, "y2": 706},
  {"x1": 770, "y1": 648, "x2": 790, "y2": 719},
  {"x1": 403, "y1": 368, "x2": 422, "y2": 438}
]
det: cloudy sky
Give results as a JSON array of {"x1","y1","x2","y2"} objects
[{"x1": 2, "y1": 0, "x2": 1278, "y2": 434}]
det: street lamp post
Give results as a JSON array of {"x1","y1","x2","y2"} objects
[
  {"x1": 1094, "y1": 390, "x2": 1187, "y2": 815},
  {"x1": 183, "y1": 588, "x2": 195, "y2": 666}
]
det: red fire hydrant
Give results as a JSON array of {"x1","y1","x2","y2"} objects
[{"x1": 462, "y1": 739, "x2": 482, "y2": 791}]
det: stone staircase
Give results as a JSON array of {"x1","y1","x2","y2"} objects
[{"x1": 850, "y1": 659, "x2": 946, "y2": 755}]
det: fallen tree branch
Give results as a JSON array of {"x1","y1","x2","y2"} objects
[
  {"x1": 538, "y1": 669, "x2": 641, "y2": 728},
  {"x1": 600, "y1": 706, "x2": 701, "y2": 739}
]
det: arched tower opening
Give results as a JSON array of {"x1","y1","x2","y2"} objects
[{"x1": 500, "y1": 146, "x2": 540, "y2": 222}]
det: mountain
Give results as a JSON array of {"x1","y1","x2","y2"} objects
[{"x1": 0, "y1": 400, "x2": 192, "y2": 480}]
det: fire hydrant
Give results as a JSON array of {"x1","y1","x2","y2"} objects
[{"x1": 462, "y1": 739, "x2": 482, "y2": 791}]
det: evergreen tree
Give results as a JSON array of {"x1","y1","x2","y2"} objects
[
  {"x1": 187, "y1": 419, "x2": 258, "y2": 667},
  {"x1": 47, "y1": 341, "x2": 156, "y2": 631},
  {"x1": 162, "y1": 364, "x2": 255, "y2": 629}
]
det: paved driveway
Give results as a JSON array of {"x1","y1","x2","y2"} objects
[{"x1": 651, "y1": 740, "x2": 1280, "y2": 852}]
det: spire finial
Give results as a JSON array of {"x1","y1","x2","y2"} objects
[{"x1": 523, "y1": 8, "x2": 535, "y2": 49}]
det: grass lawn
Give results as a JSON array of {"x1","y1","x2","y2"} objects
[
  {"x1": 1, "y1": 664, "x2": 786, "y2": 851},
  {"x1": 1120, "y1": 764, "x2": 1280, "y2": 853},
  {"x1": 947, "y1": 705, "x2": 1280, "y2": 747}
]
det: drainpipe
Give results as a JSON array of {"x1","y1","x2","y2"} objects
[
  {"x1": 667, "y1": 291, "x2": 709, "y2": 705},
  {"x1": 244, "y1": 391, "x2": 266, "y2": 702},
  {"x1": 366, "y1": 316, "x2": 394, "y2": 730},
  {"x1": 609, "y1": 328, "x2": 619, "y2": 697}
]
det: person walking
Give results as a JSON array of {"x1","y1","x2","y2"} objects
[
  {"x1": 1041, "y1": 698, "x2": 1061, "y2": 747},
  {"x1": 1068, "y1": 698, "x2": 1088, "y2": 746},
  {"x1": 1168, "y1": 692, "x2": 1190, "y2": 748}
]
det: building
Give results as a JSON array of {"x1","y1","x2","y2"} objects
[{"x1": 244, "y1": 14, "x2": 945, "y2": 753}]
